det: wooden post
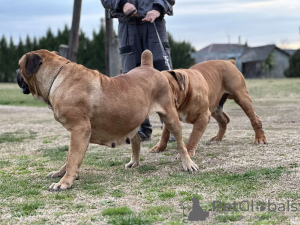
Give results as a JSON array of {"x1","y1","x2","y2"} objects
[
  {"x1": 105, "y1": 9, "x2": 114, "y2": 76},
  {"x1": 68, "y1": 0, "x2": 82, "y2": 62}
]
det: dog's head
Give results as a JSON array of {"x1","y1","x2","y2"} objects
[
  {"x1": 16, "y1": 50, "x2": 64, "y2": 96},
  {"x1": 16, "y1": 52, "x2": 43, "y2": 94}
]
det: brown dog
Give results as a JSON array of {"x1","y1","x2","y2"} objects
[
  {"x1": 150, "y1": 60, "x2": 267, "y2": 156},
  {"x1": 16, "y1": 49, "x2": 198, "y2": 191}
]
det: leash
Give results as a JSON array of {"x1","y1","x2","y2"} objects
[
  {"x1": 46, "y1": 62, "x2": 70, "y2": 108},
  {"x1": 153, "y1": 21, "x2": 172, "y2": 70}
]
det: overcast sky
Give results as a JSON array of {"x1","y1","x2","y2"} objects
[{"x1": 1, "y1": 0, "x2": 299, "y2": 50}]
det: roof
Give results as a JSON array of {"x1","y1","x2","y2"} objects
[
  {"x1": 192, "y1": 44, "x2": 246, "y2": 62},
  {"x1": 284, "y1": 49, "x2": 297, "y2": 56},
  {"x1": 197, "y1": 44, "x2": 246, "y2": 54},
  {"x1": 239, "y1": 44, "x2": 290, "y2": 63}
]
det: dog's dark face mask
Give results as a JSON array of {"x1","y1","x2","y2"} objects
[{"x1": 16, "y1": 69, "x2": 30, "y2": 94}]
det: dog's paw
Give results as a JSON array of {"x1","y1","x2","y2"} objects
[
  {"x1": 210, "y1": 136, "x2": 222, "y2": 142},
  {"x1": 125, "y1": 160, "x2": 140, "y2": 169},
  {"x1": 176, "y1": 150, "x2": 195, "y2": 159},
  {"x1": 49, "y1": 180, "x2": 72, "y2": 192},
  {"x1": 149, "y1": 144, "x2": 165, "y2": 153},
  {"x1": 181, "y1": 158, "x2": 199, "y2": 172},
  {"x1": 47, "y1": 170, "x2": 65, "y2": 178},
  {"x1": 254, "y1": 136, "x2": 268, "y2": 144}
]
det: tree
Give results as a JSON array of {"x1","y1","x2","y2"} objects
[
  {"x1": 0, "y1": 24, "x2": 196, "y2": 82},
  {"x1": 169, "y1": 33, "x2": 195, "y2": 69},
  {"x1": 24, "y1": 35, "x2": 32, "y2": 53},
  {"x1": 39, "y1": 28, "x2": 57, "y2": 50},
  {"x1": 285, "y1": 49, "x2": 300, "y2": 77},
  {"x1": 9, "y1": 37, "x2": 17, "y2": 82},
  {"x1": 262, "y1": 52, "x2": 275, "y2": 77},
  {"x1": 0, "y1": 36, "x2": 9, "y2": 81},
  {"x1": 81, "y1": 26, "x2": 106, "y2": 73}
]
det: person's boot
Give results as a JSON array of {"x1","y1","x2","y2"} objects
[
  {"x1": 169, "y1": 134, "x2": 175, "y2": 142},
  {"x1": 139, "y1": 117, "x2": 152, "y2": 142}
]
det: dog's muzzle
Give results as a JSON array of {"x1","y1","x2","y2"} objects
[{"x1": 16, "y1": 69, "x2": 30, "y2": 94}]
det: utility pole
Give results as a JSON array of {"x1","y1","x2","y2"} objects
[
  {"x1": 68, "y1": 0, "x2": 82, "y2": 62},
  {"x1": 105, "y1": 9, "x2": 114, "y2": 76}
]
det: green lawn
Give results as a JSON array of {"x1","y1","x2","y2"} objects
[
  {"x1": 0, "y1": 83, "x2": 46, "y2": 107},
  {"x1": 0, "y1": 79, "x2": 299, "y2": 224}
]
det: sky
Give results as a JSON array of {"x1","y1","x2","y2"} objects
[{"x1": 1, "y1": 0, "x2": 300, "y2": 51}]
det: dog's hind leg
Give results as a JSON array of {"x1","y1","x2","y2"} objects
[
  {"x1": 210, "y1": 94, "x2": 230, "y2": 142},
  {"x1": 149, "y1": 123, "x2": 170, "y2": 153},
  {"x1": 233, "y1": 90, "x2": 267, "y2": 144},
  {"x1": 125, "y1": 133, "x2": 141, "y2": 168},
  {"x1": 210, "y1": 111, "x2": 230, "y2": 142}
]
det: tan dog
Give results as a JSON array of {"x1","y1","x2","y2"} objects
[
  {"x1": 151, "y1": 60, "x2": 267, "y2": 156},
  {"x1": 16, "y1": 49, "x2": 198, "y2": 191}
]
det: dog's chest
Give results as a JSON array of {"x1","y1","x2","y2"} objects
[{"x1": 179, "y1": 112, "x2": 188, "y2": 123}]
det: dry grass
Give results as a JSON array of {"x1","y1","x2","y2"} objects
[{"x1": 0, "y1": 79, "x2": 300, "y2": 224}]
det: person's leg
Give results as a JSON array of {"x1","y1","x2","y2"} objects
[
  {"x1": 144, "y1": 18, "x2": 172, "y2": 71},
  {"x1": 143, "y1": 18, "x2": 175, "y2": 141},
  {"x1": 119, "y1": 22, "x2": 152, "y2": 141},
  {"x1": 118, "y1": 23, "x2": 142, "y2": 73},
  {"x1": 139, "y1": 117, "x2": 152, "y2": 141}
]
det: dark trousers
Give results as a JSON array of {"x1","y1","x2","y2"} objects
[{"x1": 118, "y1": 17, "x2": 172, "y2": 136}]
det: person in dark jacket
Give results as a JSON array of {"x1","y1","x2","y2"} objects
[{"x1": 101, "y1": 0, "x2": 175, "y2": 141}]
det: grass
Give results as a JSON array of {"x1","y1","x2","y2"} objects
[
  {"x1": 12, "y1": 200, "x2": 44, "y2": 217},
  {"x1": 245, "y1": 78, "x2": 300, "y2": 99},
  {"x1": 102, "y1": 206, "x2": 133, "y2": 216},
  {"x1": 215, "y1": 212, "x2": 243, "y2": 222},
  {"x1": 0, "y1": 130, "x2": 37, "y2": 144},
  {"x1": 41, "y1": 145, "x2": 69, "y2": 161},
  {"x1": 143, "y1": 205, "x2": 173, "y2": 215},
  {"x1": 0, "y1": 83, "x2": 46, "y2": 107},
  {"x1": 158, "y1": 190, "x2": 176, "y2": 200},
  {"x1": 111, "y1": 189, "x2": 125, "y2": 198},
  {"x1": 0, "y1": 79, "x2": 299, "y2": 224},
  {"x1": 0, "y1": 160, "x2": 11, "y2": 169},
  {"x1": 107, "y1": 214, "x2": 155, "y2": 225},
  {"x1": 279, "y1": 191, "x2": 300, "y2": 200}
]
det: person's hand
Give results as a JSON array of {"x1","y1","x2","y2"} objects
[
  {"x1": 142, "y1": 10, "x2": 160, "y2": 23},
  {"x1": 123, "y1": 3, "x2": 138, "y2": 17}
]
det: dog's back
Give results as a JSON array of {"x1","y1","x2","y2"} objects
[{"x1": 190, "y1": 60, "x2": 247, "y2": 98}]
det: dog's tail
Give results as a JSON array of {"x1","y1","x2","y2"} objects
[
  {"x1": 229, "y1": 59, "x2": 236, "y2": 65},
  {"x1": 141, "y1": 50, "x2": 153, "y2": 67}
]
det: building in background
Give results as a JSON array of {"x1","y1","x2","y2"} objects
[
  {"x1": 191, "y1": 44, "x2": 246, "y2": 71},
  {"x1": 192, "y1": 44, "x2": 292, "y2": 78}
]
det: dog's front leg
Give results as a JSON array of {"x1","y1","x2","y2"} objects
[
  {"x1": 185, "y1": 111, "x2": 211, "y2": 157},
  {"x1": 49, "y1": 123, "x2": 91, "y2": 191},
  {"x1": 125, "y1": 133, "x2": 141, "y2": 168}
]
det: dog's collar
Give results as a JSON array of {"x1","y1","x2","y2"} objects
[{"x1": 46, "y1": 62, "x2": 69, "y2": 109}]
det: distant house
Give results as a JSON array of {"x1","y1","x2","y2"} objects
[
  {"x1": 192, "y1": 44, "x2": 291, "y2": 78},
  {"x1": 284, "y1": 49, "x2": 297, "y2": 56},
  {"x1": 239, "y1": 44, "x2": 290, "y2": 78},
  {"x1": 191, "y1": 44, "x2": 246, "y2": 71}
]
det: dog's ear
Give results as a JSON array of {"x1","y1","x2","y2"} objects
[
  {"x1": 24, "y1": 53, "x2": 42, "y2": 77},
  {"x1": 52, "y1": 51, "x2": 60, "y2": 56},
  {"x1": 169, "y1": 70, "x2": 186, "y2": 91}
]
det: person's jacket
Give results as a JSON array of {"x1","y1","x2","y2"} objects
[{"x1": 101, "y1": 0, "x2": 175, "y2": 22}]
